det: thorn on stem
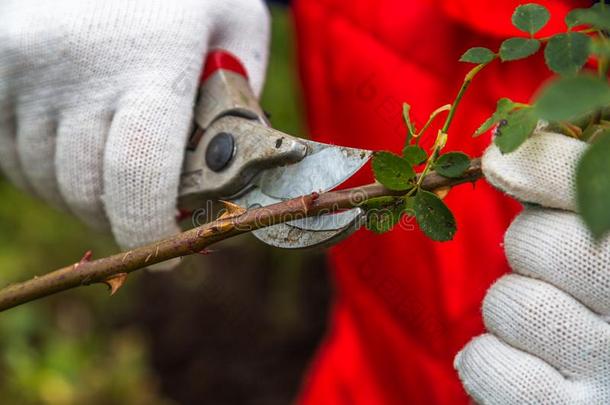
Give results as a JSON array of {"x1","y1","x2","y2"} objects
[
  {"x1": 121, "y1": 252, "x2": 131, "y2": 264},
  {"x1": 74, "y1": 250, "x2": 93, "y2": 270},
  {"x1": 218, "y1": 200, "x2": 246, "y2": 220},
  {"x1": 300, "y1": 193, "x2": 319, "y2": 214},
  {"x1": 197, "y1": 248, "x2": 215, "y2": 256},
  {"x1": 102, "y1": 273, "x2": 128, "y2": 296},
  {"x1": 81, "y1": 250, "x2": 93, "y2": 262}
]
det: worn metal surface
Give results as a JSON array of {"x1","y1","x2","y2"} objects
[
  {"x1": 252, "y1": 211, "x2": 364, "y2": 249},
  {"x1": 179, "y1": 116, "x2": 307, "y2": 207},
  {"x1": 193, "y1": 69, "x2": 267, "y2": 131},
  {"x1": 232, "y1": 141, "x2": 370, "y2": 249},
  {"x1": 259, "y1": 143, "x2": 371, "y2": 199}
]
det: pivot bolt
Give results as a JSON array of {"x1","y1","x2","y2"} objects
[{"x1": 205, "y1": 132, "x2": 235, "y2": 172}]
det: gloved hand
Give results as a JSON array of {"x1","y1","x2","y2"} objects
[
  {"x1": 455, "y1": 131, "x2": 610, "y2": 404},
  {"x1": 0, "y1": 0, "x2": 270, "y2": 249}
]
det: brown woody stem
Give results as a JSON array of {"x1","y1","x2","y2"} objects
[{"x1": 0, "y1": 159, "x2": 482, "y2": 312}]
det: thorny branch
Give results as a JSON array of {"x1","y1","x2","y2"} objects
[{"x1": 0, "y1": 159, "x2": 482, "y2": 312}]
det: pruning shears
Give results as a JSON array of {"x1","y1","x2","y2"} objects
[{"x1": 178, "y1": 50, "x2": 372, "y2": 249}]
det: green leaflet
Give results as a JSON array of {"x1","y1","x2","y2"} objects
[
  {"x1": 535, "y1": 75, "x2": 610, "y2": 122},
  {"x1": 435, "y1": 152, "x2": 471, "y2": 178},
  {"x1": 512, "y1": 3, "x2": 551, "y2": 35},
  {"x1": 372, "y1": 152, "x2": 415, "y2": 190},
  {"x1": 544, "y1": 32, "x2": 591, "y2": 75},
  {"x1": 414, "y1": 190, "x2": 456, "y2": 242},
  {"x1": 474, "y1": 98, "x2": 518, "y2": 137},
  {"x1": 566, "y1": 3, "x2": 610, "y2": 30},
  {"x1": 402, "y1": 145, "x2": 428, "y2": 165},
  {"x1": 499, "y1": 38, "x2": 541, "y2": 61},
  {"x1": 576, "y1": 130, "x2": 610, "y2": 240},
  {"x1": 460, "y1": 47, "x2": 496, "y2": 64},
  {"x1": 494, "y1": 108, "x2": 538, "y2": 153}
]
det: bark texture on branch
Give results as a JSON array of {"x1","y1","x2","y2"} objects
[{"x1": 0, "y1": 159, "x2": 482, "y2": 311}]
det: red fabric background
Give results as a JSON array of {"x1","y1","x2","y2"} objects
[{"x1": 291, "y1": 1, "x2": 587, "y2": 404}]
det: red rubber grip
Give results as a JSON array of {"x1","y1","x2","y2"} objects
[{"x1": 200, "y1": 49, "x2": 248, "y2": 84}]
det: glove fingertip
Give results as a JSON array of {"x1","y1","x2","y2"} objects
[{"x1": 482, "y1": 131, "x2": 586, "y2": 211}]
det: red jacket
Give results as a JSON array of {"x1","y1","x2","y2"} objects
[{"x1": 292, "y1": 1, "x2": 586, "y2": 403}]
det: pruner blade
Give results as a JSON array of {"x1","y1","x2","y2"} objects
[{"x1": 233, "y1": 140, "x2": 372, "y2": 249}]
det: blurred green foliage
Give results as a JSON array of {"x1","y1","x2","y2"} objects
[
  {"x1": 0, "y1": 174, "x2": 174, "y2": 404},
  {"x1": 0, "y1": 5, "x2": 302, "y2": 404},
  {"x1": 261, "y1": 6, "x2": 304, "y2": 138}
]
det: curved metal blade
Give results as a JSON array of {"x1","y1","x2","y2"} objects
[
  {"x1": 288, "y1": 209, "x2": 362, "y2": 231},
  {"x1": 258, "y1": 140, "x2": 371, "y2": 199},
  {"x1": 252, "y1": 208, "x2": 365, "y2": 249},
  {"x1": 234, "y1": 140, "x2": 371, "y2": 249}
]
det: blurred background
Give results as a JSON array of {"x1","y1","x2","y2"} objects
[{"x1": 0, "y1": 3, "x2": 331, "y2": 404}]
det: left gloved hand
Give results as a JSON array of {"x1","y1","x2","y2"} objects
[
  {"x1": 454, "y1": 131, "x2": 610, "y2": 404},
  {"x1": 0, "y1": 0, "x2": 270, "y2": 251}
]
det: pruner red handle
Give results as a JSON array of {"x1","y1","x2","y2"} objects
[
  {"x1": 190, "y1": 49, "x2": 266, "y2": 150},
  {"x1": 200, "y1": 49, "x2": 249, "y2": 84}
]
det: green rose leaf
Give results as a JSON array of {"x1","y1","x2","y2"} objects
[
  {"x1": 460, "y1": 47, "x2": 496, "y2": 64},
  {"x1": 435, "y1": 152, "x2": 471, "y2": 178},
  {"x1": 565, "y1": 10, "x2": 579, "y2": 28},
  {"x1": 403, "y1": 103, "x2": 416, "y2": 143},
  {"x1": 402, "y1": 145, "x2": 428, "y2": 165},
  {"x1": 474, "y1": 98, "x2": 517, "y2": 137},
  {"x1": 372, "y1": 152, "x2": 415, "y2": 190},
  {"x1": 414, "y1": 190, "x2": 456, "y2": 242},
  {"x1": 494, "y1": 108, "x2": 538, "y2": 153},
  {"x1": 365, "y1": 198, "x2": 407, "y2": 234},
  {"x1": 499, "y1": 38, "x2": 541, "y2": 61},
  {"x1": 535, "y1": 75, "x2": 610, "y2": 122},
  {"x1": 566, "y1": 4, "x2": 610, "y2": 30},
  {"x1": 576, "y1": 130, "x2": 610, "y2": 240},
  {"x1": 565, "y1": 8, "x2": 583, "y2": 28},
  {"x1": 544, "y1": 32, "x2": 591, "y2": 75},
  {"x1": 512, "y1": 3, "x2": 551, "y2": 35}
]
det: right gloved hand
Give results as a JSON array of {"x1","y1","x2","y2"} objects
[
  {"x1": 0, "y1": 0, "x2": 270, "y2": 249},
  {"x1": 455, "y1": 131, "x2": 610, "y2": 404}
]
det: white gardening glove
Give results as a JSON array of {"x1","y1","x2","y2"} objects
[
  {"x1": 455, "y1": 131, "x2": 610, "y2": 404},
  {"x1": 0, "y1": 0, "x2": 270, "y2": 249}
]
